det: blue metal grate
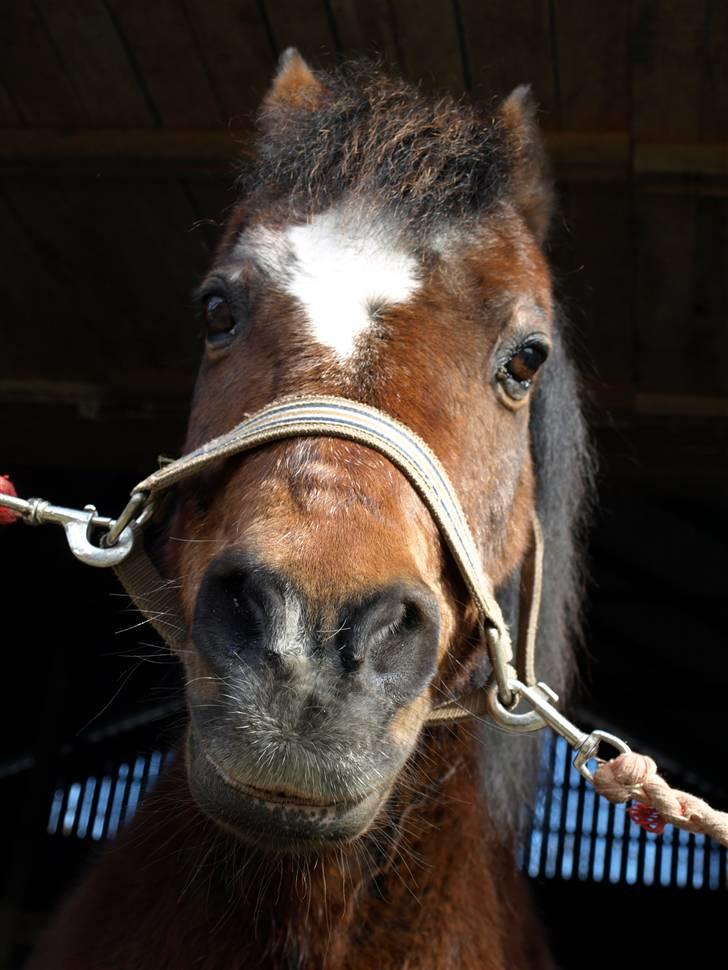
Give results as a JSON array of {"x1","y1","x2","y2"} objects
[
  {"x1": 45, "y1": 736, "x2": 727, "y2": 890},
  {"x1": 47, "y1": 750, "x2": 174, "y2": 841},
  {"x1": 519, "y1": 733, "x2": 727, "y2": 890}
]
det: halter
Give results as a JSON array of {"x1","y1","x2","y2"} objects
[
  {"x1": 8, "y1": 396, "x2": 728, "y2": 847},
  {"x1": 0, "y1": 395, "x2": 627, "y2": 761}
]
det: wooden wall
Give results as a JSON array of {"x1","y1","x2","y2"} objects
[{"x1": 1, "y1": 0, "x2": 728, "y2": 471}]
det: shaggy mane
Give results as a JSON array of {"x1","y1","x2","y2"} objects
[{"x1": 241, "y1": 61, "x2": 513, "y2": 231}]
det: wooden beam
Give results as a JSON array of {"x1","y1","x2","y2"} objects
[
  {"x1": 2, "y1": 128, "x2": 728, "y2": 187},
  {"x1": 591, "y1": 385, "x2": 728, "y2": 420},
  {"x1": 2, "y1": 377, "x2": 728, "y2": 420},
  {"x1": 545, "y1": 132, "x2": 630, "y2": 180},
  {"x1": 0, "y1": 129, "x2": 251, "y2": 176},
  {"x1": 635, "y1": 142, "x2": 728, "y2": 177}
]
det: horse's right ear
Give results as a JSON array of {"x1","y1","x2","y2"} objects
[
  {"x1": 262, "y1": 48, "x2": 326, "y2": 114},
  {"x1": 498, "y1": 85, "x2": 554, "y2": 244}
]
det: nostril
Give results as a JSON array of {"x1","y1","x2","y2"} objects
[
  {"x1": 344, "y1": 585, "x2": 439, "y2": 688},
  {"x1": 192, "y1": 552, "x2": 285, "y2": 667},
  {"x1": 229, "y1": 588, "x2": 267, "y2": 650},
  {"x1": 368, "y1": 599, "x2": 424, "y2": 647}
]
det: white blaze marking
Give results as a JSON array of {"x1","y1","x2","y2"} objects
[{"x1": 238, "y1": 211, "x2": 421, "y2": 360}]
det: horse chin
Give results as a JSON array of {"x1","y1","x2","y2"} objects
[{"x1": 185, "y1": 728, "x2": 392, "y2": 853}]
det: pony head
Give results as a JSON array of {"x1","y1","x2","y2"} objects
[{"x1": 167, "y1": 52, "x2": 588, "y2": 850}]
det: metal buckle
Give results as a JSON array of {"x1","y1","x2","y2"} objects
[{"x1": 486, "y1": 677, "x2": 631, "y2": 782}]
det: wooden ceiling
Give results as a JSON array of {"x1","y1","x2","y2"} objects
[{"x1": 2, "y1": 1, "x2": 728, "y2": 468}]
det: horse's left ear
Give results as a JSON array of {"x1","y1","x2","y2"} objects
[
  {"x1": 262, "y1": 48, "x2": 326, "y2": 114},
  {"x1": 498, "y1": 85, "x2": 554, "y2": 244}
]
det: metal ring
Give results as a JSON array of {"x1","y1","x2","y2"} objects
[
  {"x1": 105, "y1": 492, "x2": 148, "y2": 547},
  {"x1": 574, "y1": 730, "x2": 631, "y2": 782},
  {"x1": 484, "y1": 678, "x2": 547, "y2": 733}
]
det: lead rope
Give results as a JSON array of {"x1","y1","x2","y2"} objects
[{"x1": 2, "y1": 396, "x2": 727, "y2": 847}]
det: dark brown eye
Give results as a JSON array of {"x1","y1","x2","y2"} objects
[
  {"x1": 203, "y1": 294, "x2": 237, "y2": 343},
  {"x1": 506, "y1": 343, "x2": 548, "y2": 383},
  {"x1": 497, "y1": 339, "x2": 550, "y2": 403}
]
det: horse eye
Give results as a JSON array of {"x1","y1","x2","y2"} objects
[
  {"x1": 203, "y1": 295, "x2": 237, "y2": 343},
  {"x1": 507, "y1": 344, "x2": 548, "y2": 383},
  {"x1": 497, "y1": 340, "x2": 550, "y2": 402}
]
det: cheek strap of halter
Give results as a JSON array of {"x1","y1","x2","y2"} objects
[{"x1": 111, "y1": 395, "x2": 542, "y2": 723}]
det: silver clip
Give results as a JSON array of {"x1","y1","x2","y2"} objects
[
  {"x1": 486, "y1": 677, "x2": 631, "y2": 782},
  {"x1": 0, "y1": 493, "x2": 135, "y2": 568}
]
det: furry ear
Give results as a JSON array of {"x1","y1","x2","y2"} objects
[
  {"x1": 262, "y1": 48, "x2": 325, "y2": 114},
  {"x1": 498, "y1": 86, "x2": 554, "y2": 244}
]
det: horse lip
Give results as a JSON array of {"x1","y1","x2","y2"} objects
[{"x1": 202, "y1": 751, "x2": 351, "y2": 809}]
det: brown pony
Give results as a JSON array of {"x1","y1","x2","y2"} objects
[{"x1": 30, "y1": 52, "x2": 591, "y2": 970}]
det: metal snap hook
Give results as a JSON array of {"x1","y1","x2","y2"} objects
[
  {"x1": 0, "y1": 492, "x2": 138, "y2": 567},
  {"x1": 63, "y1": 505, "x2": 135, "y2": 567},
  {"x1": 484, "y1": 678, "x2": 550, "y2": 733}
]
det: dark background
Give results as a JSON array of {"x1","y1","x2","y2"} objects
[{"x1": 1, "y1": 1, "x2": 727, "y2": 967}]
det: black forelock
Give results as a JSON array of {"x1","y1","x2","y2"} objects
[{"x1": 239, "y1": 61, "x2": 514, "y2": 232}]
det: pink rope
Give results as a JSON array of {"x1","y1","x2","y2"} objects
[
  {"x1": 0, "y1": 475, "x2": 18, "y2": 525},
  {"x1": 593, "y1": 752, "x2": 728, "y2": 848}
]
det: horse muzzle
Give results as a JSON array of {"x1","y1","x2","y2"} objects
[{"x1": 186, "y1": 727, "x2": 394, "y2": 850}]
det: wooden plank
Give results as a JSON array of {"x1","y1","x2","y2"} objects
[
  {"x1": 0, "y1": 180, "x2": 114, "y2": 379},
  {"x1": 635, "y1": 142, "x2": 728, "y2": 177},
  {"x1": 0, "y1": 2, "x2": 84, "y2": 126},
  {"x1": 0, "y1": 81, "x2": 21, "y2": 127},
  {"x1": 458, "y1": 0, "x2": 556, "y2": 120},
  {"x1": 2, "y1": 401, "x2": 189, "y2": 469},
  {"x1": 183, "y1": 179, "x2": 239, "y2": 254},
  {"x1": 328, "y1": 0, "x2": 401, "y2": 65},
  {"x1": 0, "y1": 191, "x2": 48, "y2": 366},
  {"x1": 185, "y1": 0, "x2": 276, "y2": 128},
  {"x1": 390, "y1": 0, "x2": 465, "y2": 91},
  {"x1": 0, "y1": 378, "x2": 191, "y2": 409},
  {"x1": 261, "y1": 0, "x2": 338, "y2": 65},
  {"x1": 553, "y1": 183, "x2": 634, "y2": 389},
  {"x1": 0, "y1": 178, "x2": 204, "y2": 381},
  {"x1": 36, "y1": 0, "x2": 154, "y2": 128},
  {"x1": 4, "y1": 129, "x2": 728, "y2": 189},
  {"x1": 111, "y1": 180, "x2": 209, "y2": 370},
  {"x1": 632, "y1": 0, "x2": 707, "y2": 140},
  {"x1": 546, "y1": 131, "x2": 630, "y2": 180},
  {"x1": 50, "y1": 178, "x2": 203, "y2": 373},
  {"x1": 690, "y1": 197, "x2": 728, "y2": 395},
  {"x1": 633, "y1": 196, "x2": 697, "y2": 394},
  {"x1": 0, "y1": 128, "x2": 246, "y2": 161},
  {"x1": 553, "y1": 0, "x2": 630, "y2": 130},
  {"x1": 106, "y1": 0, "x2": 225, "y2": 127},
  {"x1": 4, "y1": 378, "x2": 727, "y2": 420},
  {"x1": 701, "y1": 0, "x2": 728, "y2": 141}
]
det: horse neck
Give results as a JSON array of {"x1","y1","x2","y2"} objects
[{"x1": 124, "y1": 726, "x2": 544, "y2": 970}]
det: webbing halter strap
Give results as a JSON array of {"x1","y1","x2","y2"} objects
[
  {"x1": 113, "y1": 395, "x2": 543, "y2": 724},
  {"x1": 10, "y1": 401, "x2": 728, "y2": 844}
]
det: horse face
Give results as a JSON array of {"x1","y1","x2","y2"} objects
[{"x1": 169, "y1": 58, "x2": 554, "y2": 851}]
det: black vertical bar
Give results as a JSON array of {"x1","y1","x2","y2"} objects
[
  {"x1": 636, "y1": 824, "x2": 647, "y2": 887},
  {"x1": 571, "y1": 769, "x2": 587, "y2": 880},
  {"x1": 604, "y1": 802, "x2": 617, "y2": 883},
  {"x1": 654, "y1": 822, "x2": 665, "y2": 886},
  {"x1": 537, "y1": 732, "x2": 559, "y2": 877},
  {"x1": 669, "y1": 824, "x2": 680, "y2": 888},
  {"x1": 702, "y1": 836, "x2": 712, "y2": 892},
  {"x1": 586, "y1": 786, "x2": 601, "y2": 881}
]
